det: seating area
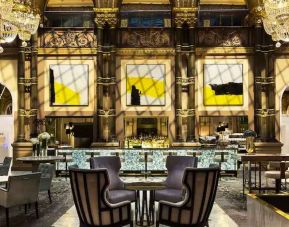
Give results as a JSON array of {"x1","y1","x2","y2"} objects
[{"x1": 2, "y1": 0, "x2": 289, "y2": 226}]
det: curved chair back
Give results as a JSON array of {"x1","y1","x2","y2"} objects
[
  {"x1": 0, "y1": 157, "x2": 12, "y2": 176},
  {"x1": 38, "y1": 163, "x2": 54, "y2": 191},
  {"x1": 158, "y1": 167, "x2": 220, "y2": 227},
  {"x1": 6, "y1": 173, "x2": 41, "y2": 207},
  {"x1": 69, "y1": 168, "x2": 132, "y2": 227},
  {"x1": 90, "y1": 156, "x2": 124, "y2": 190},
  {"x1": 165, "y1": 156, "x2": 198, "y2": 189},
  {"x1": 182, "y1": 167, "x2": 220, "y2": 225}
]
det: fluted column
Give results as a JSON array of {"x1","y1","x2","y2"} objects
[
  {"x1": 30, "y1": 33, "x2": 38, "y2": 138},
  {"x1": 252, "y1": 13, "x2": 276, "y2": 141},
  {"x1": 17, "y1": 44, "x2": 26, "y2": 142},
  {"x1": 93, "y1": 8, "x2": 118, "y2": 143},
  {"x1": 187, "y1": 26, "x2": 196, "y2": 141},
  {"x1": 173, "y1": 7, "x2": 198, "y2": 142},
  {"x1": 175, "y1": 26, "x2": 183, "y2": 141}
]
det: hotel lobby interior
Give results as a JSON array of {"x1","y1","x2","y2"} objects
[{"x1": 2, "y1": 0, "x2": 289, "y2": 226}]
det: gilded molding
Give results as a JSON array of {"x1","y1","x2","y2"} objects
[
  {"x1": 117, "y1": 48, "x2": 175, "y2": 56},
  {"x1": 255, "y1": 77, "x2": 274, "y2": 84},
  {"x1": 176, "y1": 77, "x2": 195, "y2": 85},
  {"x1": 173, "y1": 7, "x2": 198, "y2": 28},
  {"x1": 97, "y1": 77, "x2": 116, "y2": 85},
  {"x1": 94, "y1": 8, "x2": 119, "y2": 27},
  {"x1": 97, "y1": 109, "x2": 116, "y2": 117},
  {"x1": 196, "y1": 47, "x2": 254, "y2": 55},
  {"x1": 255, "y1": 109, "x2": 275, "y2": 117},
  {"x1": 18, "y1": 78, "x2": 38, "y2": 86},
  {"x1": 176, "y1": 109, "x2": 196, "y2": 117},
  {"x1": 248, "y1": 6, "x2": 264, "y2": 26},
  {"x1": 18, "y1": 109, "x2": 38, "y2": 118}
]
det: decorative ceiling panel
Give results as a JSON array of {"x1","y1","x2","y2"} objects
[
  {"x1": 47, "y1": 0, "x2": 246, "y2": 7},
  {"x1": 47, "y1": 0, "x2": 94, "y2": 7}
]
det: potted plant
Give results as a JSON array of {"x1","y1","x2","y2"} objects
[{"x1": 30, "y1": 138, "x2": 39, "y2": 156}]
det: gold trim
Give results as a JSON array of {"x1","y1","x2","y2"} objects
[
  {"x1": 117, "y1": 48, "x2": 175, "y2": 56},
  {"x1": 196, "y1": 47, "x2": 254, "y2": 55},
  {"x1": 122, "y1": 0, "x2": 170, "y2": 4},
  {"x1": 38, "y1": 48, "x2": 97, "y2": 55},
  {"x1": 93, "y1": 8, "x2": 119, "y2": 13},
  {"x1": 200, "y1": 0, "x2": 246, "y2": 5},
  {"x1": 247, "y1": 194, "x2": 289, "y2": 220}
]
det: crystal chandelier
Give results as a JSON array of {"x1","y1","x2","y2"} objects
[
  {"x1": 0, "y1": 0, "x2": 40, "y2": 53},
  {"x1": 262, "y1": 0, "x2": 289, "y2": 46}
]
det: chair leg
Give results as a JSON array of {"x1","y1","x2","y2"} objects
[
  {"x1": 156, "y1": 221, "x2": 159, "y2": 227},
  {"x1": 48, "y1": 190, "x2": 52, "y2": 203},
  {"x1": 24, "y1": 204, "x2": 27, "y2": 214},
  {"x1": 6, "y1": 208, "x2": 9, "y2": 227},
  {"x1": 276, "y1": 179, "x2": 281, "y2": 193},
  {"x1": 35, "y1": 202, "x2": 39, "y2": 219},
  {"x1": 130, "y1": 220, "x2": 133, "y2": 227}
]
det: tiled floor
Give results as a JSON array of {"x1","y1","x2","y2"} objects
[{"x1": 52, "y1": 203, "x2": 239, "y2": 227}]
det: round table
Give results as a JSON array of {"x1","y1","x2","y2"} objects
[
  {"x1": 17, "y1": 156, "x2": 65, "y2": 172},
  {"x1": 123, "y1": 176, "x2": 166, "y2": 227}
]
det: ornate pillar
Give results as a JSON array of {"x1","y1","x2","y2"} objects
[
  {"x1": 186, "y1": 25, "x2": 196, "y2": 141},
  {"x1": 30, "y1": 33, "x2": 38, "y2": 137},
  {"x1": 93, "y1": 8, "x2": 118, "y2": 143},
  {"x1": 251, "y1": 9, "x2": 276, "y2": 142},
  {"x1": 173, "y1": 8, "x2": 198, "y2": 142},
  {"x1": 17, "y1": 44, "x2": 26, "y2": 142}
]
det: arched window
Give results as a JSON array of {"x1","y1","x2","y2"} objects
[{"x1": 0, "y1": 83, "x2": 12, "y2": 115}]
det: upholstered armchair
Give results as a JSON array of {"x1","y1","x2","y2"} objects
[
  {"x1": 69, "y1": 168, "x2": 133, "y2": 227},
  {"x1": 155, "y1": 156, "x2": 198, "y2": 203},
  {"x1": 90, "y1": 156, "x2": 136, "y2": 204},
  {"x1": 38, "y1": 163, "x2": 54, "y2": 203},
  {"x1": 0, "y1": 157, "x2": 12, "y2": 176},
  {"x1": 0, "y1": 173, "x2": 41, "y2": 226},
  {"x1": 156, "y1": 167, "x2": 220, "y2": 227}
]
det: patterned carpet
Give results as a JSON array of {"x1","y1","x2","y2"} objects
[{"x1": 0, "y1": 176, "x2": 248, "y2": 227}]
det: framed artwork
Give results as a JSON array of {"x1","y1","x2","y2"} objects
[
  {"x1": 203, "y1": 64, "x2": 243, "y2": 106},
  {"x1": 126, "y1": 64, "x2": 166, "y2": 106},
  {"x1": 49, "y1": 64, "x2": 89, "y2": 106}
]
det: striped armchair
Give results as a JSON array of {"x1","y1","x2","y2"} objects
[
  {"x1": 69, "y1": 168, "x2": 133, "y2": 227},
  {"x1": 156, "y1": 167, "x2": 220, "y2": 227}
]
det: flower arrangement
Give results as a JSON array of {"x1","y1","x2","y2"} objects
[
  {"x1": 243, "y1": 130, "x2": 257, "y2": 138},
  {"x1": 30, "y1": 138, "x2": 39, "y2": 145},
  {"x1": 38, "y1": 132, "x2": 51, "y2": 141},
  {"x1": 38, "y1": 132, "x2": 51, "y2": 156}
]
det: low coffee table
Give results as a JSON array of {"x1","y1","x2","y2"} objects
[
  {"x1": 123, "y1": 176, "x2": 166, "y2": 226},
  {"x1": 17, "y1": 156, "x2": 64, "y2": 172}
]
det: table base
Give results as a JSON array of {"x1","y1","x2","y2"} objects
[{"x1": 135, "y1": 190, "x2": 155, "y2": 226}]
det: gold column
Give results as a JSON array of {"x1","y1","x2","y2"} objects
[
  {"x1": 94, "y1": 8, "x2": 118, "y2": 143},
  {"x1": 173, "y1": 7, "x2": 198, "y2": 142},
  {"x1": 30, "y1": 33, "x2": 38, "y2": 137},
  {"x1": 17, "y1": 44, "x2": 26, "y2": 142},
  {"x1": 250, "y1": 7, "x2": 276, "y2": 141}
]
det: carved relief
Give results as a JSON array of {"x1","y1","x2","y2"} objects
[
  {"x1": 197, "y1": 28, "x2": 249, "y2": 47},
  {"x1": 121, "y1": 29, "x2": 172, "y2": 48},
  {"x1": 41, "y1": 29, "x2": 97, "y2": 48}
]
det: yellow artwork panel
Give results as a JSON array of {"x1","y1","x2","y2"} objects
[{"x1": 204, "y1": 85, "x2": 243, "y2": 105}]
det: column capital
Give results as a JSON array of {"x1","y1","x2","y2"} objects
[
  {"x1": 94, "y1": 8, "x2": 119, "y2": 28},
  {"x1": 173, "y1": 7, "x2": 198, "y2": 28},
  {"x1": 248, "y1": 6, "x2": 264, "y2": 27}
]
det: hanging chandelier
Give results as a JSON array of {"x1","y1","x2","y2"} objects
[
  {"x1": 0, "y1": 0, "x2": 40, "y2": 53},
  {"x1": 261, "y1": 0, "x2": 289, "y2": 46}
]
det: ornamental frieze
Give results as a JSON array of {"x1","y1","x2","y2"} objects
[
  {"x1": 255, "y1": 109, "x2": 275, "y2": 117},
  {"x1": 97, "y1": 109, "x2": 116, "y2": 117},
  {"x1": 197, "y1": 28, "x2": 250, "y2": 47},
  {"x1": 41, "y1": 29, "x2": 97, "y2": 48},
  {"x1": 120, "y1": 29, "x2": 172, "y2": 48},
  {"x1": 176, "y1": 109, "x2": 195, "y2": 117}
]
